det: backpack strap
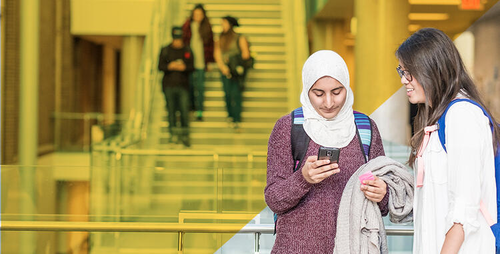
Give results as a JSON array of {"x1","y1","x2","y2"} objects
[
  {"x1": 438, "y1": 99, "x2": 497, "y2": 151},
  {"x1": 436, "y1": 98, "x2": 500, "y2": 245},
  {"x1": 353, "y1": 111, "x2": 372, "y2": 162},
  {"x1": 291, "y1": 107, "x2": 310, "y2": 172}
]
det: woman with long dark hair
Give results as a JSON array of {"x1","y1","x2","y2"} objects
[
  {"x1": 214, "y1": 15, "x2": 250, "y2": 128},
  {"x1": 396, "y1": 27, "x2": 500, "y2": 253},
  {"x1": 182, "y1": 3, "x2": 214, "y2": 121}
]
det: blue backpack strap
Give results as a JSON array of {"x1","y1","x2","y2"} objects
[
  {"x1": 437, "y1": 98, "x2": 500, "y2": 249},
  {"x1": 437, "y1": 99, "x2": 475, "y2": 152},
  {"x1": 353, "y1": 111, "x2": 372, "y2": 162}
]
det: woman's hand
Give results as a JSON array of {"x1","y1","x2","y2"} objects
[
  {"x1": 301, "y1": 156, "x2": 340, "y2": 184},
  {"x1": 221, "y1": 64, "x2": 230, "y2": 77},
  {"x1": 360, "y1": 176, "x2": 387, "y2": 202}
]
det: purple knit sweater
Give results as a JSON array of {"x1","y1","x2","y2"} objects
[{"x1": 264, "y1": 113, "x2": 388, "y2": 254}]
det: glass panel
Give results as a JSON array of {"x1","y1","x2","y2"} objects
[
  {"x1": 52, "y1": 112, "x2": 128, "y2": 152},
  {"x1": 1, "y1": 143, "x2": 414, "y2": 253}
]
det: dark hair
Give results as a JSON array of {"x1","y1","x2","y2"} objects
[
  {"x1": 219, "y1": 16, "x2": 239, "y2": 52},
  {"x1": 190, "y1": 4, "x2": 213, "y2": 44},
  {"x1": 222, "y1": 16, "x2": 239, "y2": 27},
  {"x1": 396, "y1": 27, "x2": 500, "y2": 165}
]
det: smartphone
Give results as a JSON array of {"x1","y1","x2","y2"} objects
[{"x1": 317, "y1": 146, "x2": 340, "y2": 164}]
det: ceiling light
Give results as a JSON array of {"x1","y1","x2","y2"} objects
[
  {"x1": 408, "y1": 13, "x2": 450, "y2": 21},
  {"x1": 409, "y1": 0, "x2": 460, "y2": 5}
]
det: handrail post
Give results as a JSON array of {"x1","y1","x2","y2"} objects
[
  {"x1": 214, "y1": 153, "x2": 222, "y2": 213},
  {"x1": 217, "y1": 166, "x2": 223, "y2": 213},
  {"x1": 247, "y1": 153, "x2": 254, "y2": 211},
  {"x1": 83, "y1": 113, "x2": 90, "y2": 151},
  {"x1": 177, "y1": 231, "x2": 185, "y2": 254},
  {"x1": 254, "y1": 232, "x2": 261, "y2": 254}
]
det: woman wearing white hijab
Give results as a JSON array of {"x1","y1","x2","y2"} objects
[{"x1": 265, "y1": 50, "x2": 388, "y2": 253}]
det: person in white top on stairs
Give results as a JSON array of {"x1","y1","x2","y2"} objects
[{"x1": 396, "y1": 27, "x2": 500, "y2": 254}]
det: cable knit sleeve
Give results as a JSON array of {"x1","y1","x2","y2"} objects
[
  {"x1": 264, "y1": 115, "x2": 313, "y2": 214},
  {"x1": 444, "y1": 103, "x2": 492, "y2": 237},
  {"x1": 369, "y1": 119, "x2": 389, "y2": 216}
]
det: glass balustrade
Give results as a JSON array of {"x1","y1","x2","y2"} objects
[{"x1": 2, "y1": 148, "x2": 413, "y2": 254}]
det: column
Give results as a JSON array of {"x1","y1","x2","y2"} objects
[
  {"x1": 19, "y1": 0, "x2": 39, "y2": 252},
  {"x1": 310, "y1": 20, "x2": 347, "y2": 56},
  {"x1": 354, "y1": 0, "x2": 410, "y2": 145},
  {"x1": 103, "y1": 45, "x2": 116, "y2": 124},
  {"x1": 120, "y1": 36, "x2": 143, "y2": 117}
]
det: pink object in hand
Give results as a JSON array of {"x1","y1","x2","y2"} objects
[{"x1": 359, "y1": 171, "x2": 375, "y2": 184}]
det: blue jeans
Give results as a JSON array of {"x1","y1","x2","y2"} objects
[
  {"x1": 221, "y1": 75, "x2": 242, "y2": 122},
  {"x1": 163, "y1": 86, "x2": 190, "y2": 136},
  {"x1": 190, "y1": 69, "x2": 205, "y2": 112}
]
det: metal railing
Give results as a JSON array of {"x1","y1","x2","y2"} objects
[{"x1": 1, "y1": 221, "x2": 413, "y2": 253}]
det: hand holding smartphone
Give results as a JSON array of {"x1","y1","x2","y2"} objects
[{"x1": 317, "y1": 146, "x2": 340, "y2": 164}]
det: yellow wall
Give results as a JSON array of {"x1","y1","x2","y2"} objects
[{"x1": 71, "y1": 0, "x2": 154, "y2": 35}]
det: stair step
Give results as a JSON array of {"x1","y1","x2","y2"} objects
[
  {"x1": 160, "y1": 138, "x2": 267, "y2": 146},
  {"x1": 204, "y1": 81, "x2": 287, "y2": 87},
  {"x1": 204, "y1": 90, "x2": 287, "y2": 99},
  {"x1": 204, "y1": 86, "x2": 286, "y2": 93},
  {"x1": 195, "y1": 11, "x2": 281, "y2": 19},
  {"x1": 153, "y1": 182, "x2": 265, "y2": 188},
  {"x1": 161, "y1": 110, "x2": 283, "y2": 118},
  {"x1": 186, "y1": 4, "x2": 281, "y2": 12},
  {"x1": 251, "y1": 54, "x2": 286, "y2": 62},
  {"x1": 158, "y1": 127, "x2": 272, "y2": 135},
  {"x1": 186, "y1": 0, "x2": 281, "y2": 5},
  {"x1": 158, "y1": 132, "x2": 271, "y2": 139},
  {"x1": 203, "y1": 100, "x2": 288, "y2": 108},
  {"x1": 155, "y1": 120, "x2": 276, "y2": 128},
  {"x1": 210, "y1": 18, "x2": 282, "y2": 26},
  {"x1": 247, "y1": 36, "x2": 285, "y2": 44},
  {"x1": 212, "y1": 27, "x2": 284, "y2": 36},
  {"x1": 152, "y1": 193, "x2": 264, "y2": 201}
]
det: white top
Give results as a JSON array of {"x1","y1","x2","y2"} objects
[
  {"x1": 190, "y1": 22, "x2": 205, "y2": 69},
  {"x1": 413, "y1": 100, "x2": 497, "y2": 254}
]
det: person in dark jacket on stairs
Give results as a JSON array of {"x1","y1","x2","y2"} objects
[{"x1": 158, "y1": 26, "x2": 194, "y2": 147}]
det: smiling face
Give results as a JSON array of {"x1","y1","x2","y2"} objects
[
  {"x1": 399, "y1": 62, "x2": 426, "y2": 105},
  {"x1": 308, "y1": 76, "x2": 347, "y2": 119}
]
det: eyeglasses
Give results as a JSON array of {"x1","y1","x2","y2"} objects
[{"x1": 396, "y1": 65, "x2": 413, "y2": 82}]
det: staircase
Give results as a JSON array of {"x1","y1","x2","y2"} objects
[
  {"x1": 91, "y1": 0, "x2": 299, "y2": 253},
  {"x1": 142, "y1": 0, "x2": 288, "y2": 226},
  {"x1": 148, "y1": 0, "x2": 288, "y2": 151}
]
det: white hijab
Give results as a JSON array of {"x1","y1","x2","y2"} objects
[{"x1": 299, "y1": 50, "x2": 356, "y2": 148}]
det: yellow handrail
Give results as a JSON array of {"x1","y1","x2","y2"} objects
[
  {"x1": 1, "y1": 220, "x2": 413, "y2": 253},
  {"x1": 0, "y1": 220, "x2": 413, "y2": 235}
]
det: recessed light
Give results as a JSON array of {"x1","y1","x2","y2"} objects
[{"x1": 408, "y1": 13, "x2": 450, "y2": 21}]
